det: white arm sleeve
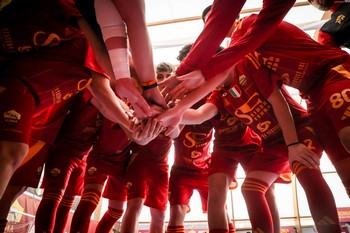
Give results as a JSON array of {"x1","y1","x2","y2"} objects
[{"x1": 95, "y1": 0, "x2": 130, "y2": 79}]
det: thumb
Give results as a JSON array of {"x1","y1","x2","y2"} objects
[{"x1": 164, "y1": 126, "x2": 175, "y2": 136}]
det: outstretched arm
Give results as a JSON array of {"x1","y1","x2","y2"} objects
[
  {"x1": 77, "y1": 9, "x2": 152, "y2": 118},
  {"x1": 112, "y1": 0, "x2": 167, "y2": 109},
  {"x1": 182, "y1": 103, "x2": 218, "y2": 125},
  {"x1": 89, "y1": 72, "x2": 131, "y2": 129},
  {"x1": 158, "y1": 68, "x2": 230, "y2": 135},
  {"x1": 268, "y1": 87, "x2": 319, "y2": 169}
]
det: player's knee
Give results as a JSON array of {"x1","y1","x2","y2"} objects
[{"x1": 339, "y1": 126, "x2": 350, "y2": 153}]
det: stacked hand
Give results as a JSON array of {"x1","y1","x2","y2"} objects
[
  {"x1": 288, "y1": 143, "x2": 320, "y2": 169},
  {"x1": 114, "y1": 78, "x2": 168, "y2": 119},
  {"x1": 160, "y1": 70, "x2": 206, "y2": 102}
]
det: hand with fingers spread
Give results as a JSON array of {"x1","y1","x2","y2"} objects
[
  {"x1": 114, "y1": 78, "x2": 152, "y2": 118},
  {"x1": 288, "y1": 143, "x2": 320, "y2": 169},
  {"x1": 130, "y1": 118, "x2": 164, "y2": 146},
  {"x1": 143, "y1": 87, "x2": 168, "y2": 110},
  {"x1": 148, "y1": 104, "x2": 165, "y2": 117},
  {"x1": 159, "y1": 73, "x2": 180, "y2": 96},
  {"x1": 168, "y1": 70, "x2": 206, "y2": 101},
  {"x1": 157, "y1": 107, "x2": 184, "y2": 137}
]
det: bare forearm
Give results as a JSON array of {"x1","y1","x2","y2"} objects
[
  {"x1": 89, "y1": 74, "x2": 130, "y2": 128},
  {"x1": 268, "y1": 88, "x2": 299, "y2": 145},
  {"x1": 174, "y1": 69, "x2": 230, "y2": 115}
]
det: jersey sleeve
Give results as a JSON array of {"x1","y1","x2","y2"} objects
[
  {"x1": 175, "y1": 0, "x2": 245, "y2": 76},
  {"x1": 317, "y1": 30, "x2": 339, "y2": 48},
  {"x1": 84, "y1": 44, "x2": 109, "y2": 77},
  {"x1": 206, "y1": 89, "x2": 227, "y2": 115},
  {"x1": 201, "y1": 0, "x2": 296, "y2": 80}
]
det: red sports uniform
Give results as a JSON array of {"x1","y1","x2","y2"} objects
[
  {"x1": 209, "y1": 59, "x2": 323, "y2": 164},
  {"x1": 169, "y1": 118, "x2": 213, "y2": 213},
  {"x1": 0, "y1": 0, "x2": 103, "y2": 145},
  {"x1": 176, "y1": 0, "x2": 296, "y2": 80},
  {"x1": 208, "y1": 58, "x2": 341, "y2": 233},
  {"x1": 126, "y1": 134, "x2": 172, "y2": 211},
  {"x1": 69, "y1": 119, "x2": 132, "y2": 233},
  {"x1": 9, "y1": 100, "x2": 74, "y2": 188},
  {"x1": 207, "y1": 110, "x2": 261, "y2": 186},
  {"x1": 231, "y1": 14, "x2": 350, "y2": 165},
  {"x1": 84, "y1": 119, "x2": 132, "y2": 202},
  {"x1": 41, "y1": 90, "x2": 102, "y2": 195}
]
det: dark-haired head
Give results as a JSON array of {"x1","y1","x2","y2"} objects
[{"x1": 201, "y1": 5, "x2": 212, "y2": 22}]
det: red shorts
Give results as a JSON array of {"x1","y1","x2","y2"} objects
[
  {"x1": 168, "y1": 168, "x2": 209, "y2": 213},
  {"x1": 307, "y1": 59, "x2": 350, "y2": 163},
  {"x1": 42, "y1": 151, "x2": 88, "y2": 196},
  {"x1": 4, "y1": 36, "x2": 92, "y2": 111},
  {"x1": 9, "y1": 141, "x2": 50, "y2": 187},
  {"x1": 63, "y1": 159, "x2": 86, "y2": 196},
  {"x1": 209, "y1": 145, "x2": 258, "y2": 186},
  {"x1": 0, "y1": 70, "x2": 76, "y2": 144},
  {"x1": 30, "y1": 100, "x2": 75, "y2": 145},
  {"x1": 0, "y1": 76, "x2": 36, "y2": 143},
  {"x1": 85, "y1": 157, "x2": 128, "y2": 202},
  {"x1": 102, "y1": 174, "x2": 128, "y2": 201},
  {"x1": 126, "y1": 152, "x2": 169, "y2": 211},
  {"x1": 248, "y1": 123, "x2": 323, "y2": 183},
  {"x1": 248, "y1": 143, "x2": 291, "y2": 183}
]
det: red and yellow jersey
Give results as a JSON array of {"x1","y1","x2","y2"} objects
[
  {"x1": 231, "y1": 14, "x2": 348, "y2": 96},
  {"x1": 209, "y1": 58, "x2": 309, "y2": 144}
]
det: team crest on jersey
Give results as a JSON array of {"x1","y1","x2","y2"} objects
[
  {"x1": 238, "y1": 75, "x2": 248, "y2": 86},
  {"x1": 228, "y1": 85, "x2": 241, "y2": 98},
  {"x1": 3, "y1": 110, "x2": 21, "y2": 126}
]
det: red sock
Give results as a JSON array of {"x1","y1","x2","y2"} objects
[
  {"x1": 95, "y1": 207, "x2": 124, "y2": 233},
  {"x1": 296, "y1": 167, "x2": 341, "y2": 233},
  {"x1": 70, "y1": 189, "x2": 101, "y2": 233},
  {"x1": 209, "y1": 229, "x2": 228, "y2": 233},
  {"x1": 265, "y1": 186, "x2": 280, "y2": 233},
  {"x1": 0, "y1": 219, "x2": 7, "y2": 233},
  {"x1": 228, "y1": 222, "x2": 235, "y2": 233},
  {"x1": 241, "y1": 177, "x2": 273, "y2": 233},
  {"x1": 35, "y1": 190, "x2": 63, "y2": 233},
  {"x1": 53, "y1": 195, "x2": 75, "y2": 233},
  {"x1": 166, "y1": 225, "x2": 185, "y2": 233}
]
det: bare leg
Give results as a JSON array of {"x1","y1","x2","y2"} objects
[
  {"x1": 120, "y1": 198, "x2": 144, "y2": 233},
  {"x1": 0, "y1": 141, "x2": 28, "y2": 198}
]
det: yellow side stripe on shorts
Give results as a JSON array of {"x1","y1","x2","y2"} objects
[{"x1": 18, "y1": 140, "x2": 46, "y2": 168}]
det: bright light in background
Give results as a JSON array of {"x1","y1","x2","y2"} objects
[
  {"x1": 147, "y1": 1, "x2": 325, "y2": 66},
  {"x1": 102, "y1": 1, "x2": 350, "y2": 230}
]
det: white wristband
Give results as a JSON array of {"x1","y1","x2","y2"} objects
[{"x1": 108, "y1": 48, "x2": 131, "y2": 80}]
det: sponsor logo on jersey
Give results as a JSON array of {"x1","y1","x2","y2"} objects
[{"x1": 3, "y1": 110, "x2": 21, "y2": 126}]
